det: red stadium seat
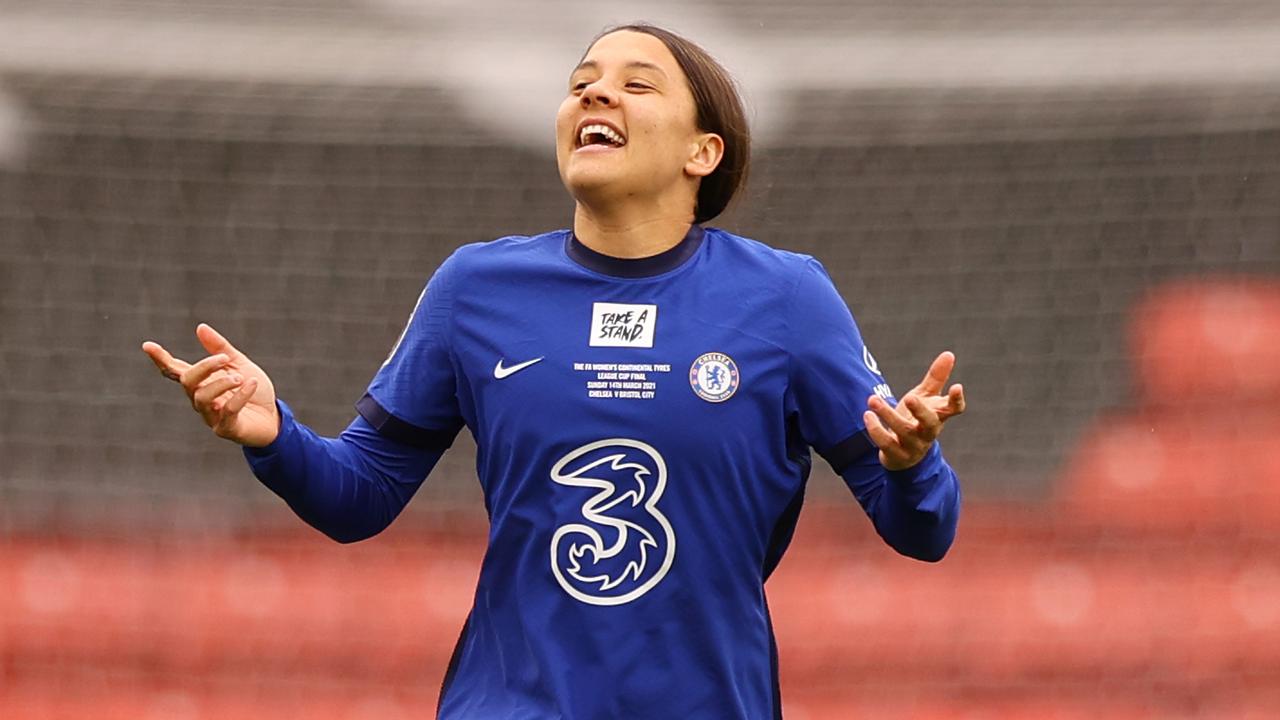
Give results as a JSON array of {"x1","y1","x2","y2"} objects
[
  {"x1": 1129, "y1": 277, "x2": 1280, "y2": 406},
  {"x1": 1057, "y1": 277, "x2": 1280, "y2": 530},
  {"x1": 768, "y1": 508, "x2": 1280, "y2": 683},
  {"x1": 1057, "y1": 412, "x2": 1280, "y2": 530},
  {"x1": 0, "y1": 531, "x2": 482, "y2": 680},
  {"x1": 5, "y1": 514, "x2": 1277, "y2": 716}
]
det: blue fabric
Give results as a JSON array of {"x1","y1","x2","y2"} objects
[
  {"x1": 244, "y1": 400, "x2": 443, "y2": 544},
  {"x1": 244, "y1": 226, "x2": 961, "y2": 718}
]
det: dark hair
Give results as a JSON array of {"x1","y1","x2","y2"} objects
[{"x1": 585, "y1": 23, "x2": 751, "y2": 224}]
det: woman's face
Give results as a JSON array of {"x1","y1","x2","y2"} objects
[{"x1": 556, "y1": 31, "x2": 714, "y2": 212}]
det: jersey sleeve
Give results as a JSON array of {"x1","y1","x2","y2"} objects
[
  {"x1": 786, "y1": 257, "x2": 961, "y2": 562},
  {"x1": 357, "y1": 253, "x2": 466, "y2": 450},
  {"x1": 244, "y1": 399, "x2": 447, "y2": 543},
  {"x1": 785, "y1": 257, "x2": 895, "y2": 469}
]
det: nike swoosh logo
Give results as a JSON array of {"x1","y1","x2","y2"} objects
[{"x1": 494, "y1": 356, "x2": 545, "y2": 379}]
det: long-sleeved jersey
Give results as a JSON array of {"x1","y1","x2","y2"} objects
[{"x1": 245, "y1": 225, "x2": 961, "y2": 719}]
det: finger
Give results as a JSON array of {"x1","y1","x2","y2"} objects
[
  {"x1": 196, "y1": 323, "x2": 241, "y2": 359},
  {"x1": 864, "y1": 410, "x2": 913, "y2": 468},
  {"x1": 863, "y1": 409, "x2": 900, "y2": 450},
  {"x1": 193, "y1": 372, "x2": 244, "y2": 410},
  {"x1": 869, "y1": 394, "x2": 919, "y2": 437},
  {"x1": 193, "y1": 368, "x2": 234, "y2": 391},
  {"x1": 221, "y1": 377, "x2": 258, "y2": 416},
  {"x1": 141, "y1": 341, "x2": 191, "y2": 382},
  {"x1": 213, "y1": 379, "x2": 259, "y2": 437},
  {"x1": 914, "y1": 351, "x2": 955, "y2": 396},
  {"x1": 903, "y1": 395, "x2": 941, "y2": 440},
  {"x1": 929, "y1": 384, "x2": 966, "y2": 422},
  {"x1": 941, "y1": 384, "x2": 966, "y2": 419},
  {"x1": 179, "y1": 353, "x2": 231, "y2": 392}
]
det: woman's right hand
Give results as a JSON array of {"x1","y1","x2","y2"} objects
[{"x1": 142, "y1": 323, "x2": 281, "y2": 448}]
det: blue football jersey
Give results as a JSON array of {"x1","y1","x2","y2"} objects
[{"x1": 344, "y1": 225, "x2": 958, "y2": 719}]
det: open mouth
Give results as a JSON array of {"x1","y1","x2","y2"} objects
[{"x1": 576, "y1": 123, "x2": 627, "y2": 150}]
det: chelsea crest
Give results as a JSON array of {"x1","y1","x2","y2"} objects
[{"x1": 689, "y1": 352, "x2": 740, "y2": 403}]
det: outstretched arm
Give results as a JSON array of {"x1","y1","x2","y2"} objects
[
  {"x1": 243, "y1": 401, "x2": 445, "y2": 543},
  {"x1": 142, "y1": 323, "x2": 445, "y2": 543},
  {"x1": 786, "y1": 258, "x2": 968, "y2": 561},
  {"x1": 840, "y1": 440, "x2": 960, "y2": 562},
  {"x1": 841, "y1": 352, "x2": 966, "y2": 562}
]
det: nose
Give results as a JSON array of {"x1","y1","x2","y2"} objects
[{"x1": 579, "y1": 81, "x2": 616, "y2": 108}]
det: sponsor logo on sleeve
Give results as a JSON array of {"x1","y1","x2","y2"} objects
[{"x1": 863, "y1": 345, "x2": 881, "y2": 376}]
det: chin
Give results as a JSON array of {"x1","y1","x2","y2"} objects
[{"x1": 563, "y1": 166, "x2": 630, "y2": 202}]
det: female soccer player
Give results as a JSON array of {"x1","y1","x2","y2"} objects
[{"x1": 143, "y1": 23, "x2": 966, "y2": 719}]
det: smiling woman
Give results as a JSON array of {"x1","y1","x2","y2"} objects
[
  {"x1": 141, "y1": 22, "x2": 966, "y2": 720},
  {"x1": 557, "y1": 24, "x2": 751, "y2": 245}
]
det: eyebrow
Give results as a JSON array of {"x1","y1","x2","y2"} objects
[{"x1": 572, "y1": 59, "x2": 669, "y2": 79}]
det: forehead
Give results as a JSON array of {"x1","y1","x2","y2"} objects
[{"x1": 576, "y1": 31, "x2": 681, "y2": 76}]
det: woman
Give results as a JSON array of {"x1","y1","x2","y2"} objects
[{"x1": 143, "y1": 23, "x2": 966, "y2": 719}]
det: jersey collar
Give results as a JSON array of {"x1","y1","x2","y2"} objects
[{"x1": 566, "y1": 225, "x2": 705, "y2": 279}]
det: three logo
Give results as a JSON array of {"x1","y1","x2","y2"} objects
[{"x1": 549, "y1": 439, "x2": 677, "y2": 606}]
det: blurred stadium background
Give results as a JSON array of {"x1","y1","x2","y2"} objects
[{"x1": 2, "y1": 0, "x2": 1280, "y2": 718}]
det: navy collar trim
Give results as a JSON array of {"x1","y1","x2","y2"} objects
[{"x1": 566, "y1": 225, "x2": 705, "y2": 278}]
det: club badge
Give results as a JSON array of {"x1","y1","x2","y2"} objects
[{"x1": 689, "y1": 352, "x2": 739, "y2": 403}]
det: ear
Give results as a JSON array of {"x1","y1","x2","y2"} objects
[{"x1": 684, "y1": 132, "x2": 724, "y2": 178}]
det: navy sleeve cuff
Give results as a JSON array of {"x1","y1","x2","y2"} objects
[
  {"x1": 816, "y1": 429, "x2": 877, "y2": 474},
  {"x1": 355, "y1": 393, "x2": 463, "y2": 450},
  {"x1": 819, "y1": 429, "x2": 946, "y2": 484}
]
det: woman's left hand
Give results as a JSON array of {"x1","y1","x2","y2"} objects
[{"x1": 864, "y1": 351, "x2": 967, "y2": 471}]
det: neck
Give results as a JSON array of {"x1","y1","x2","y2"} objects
[{"x1": 572, "y1": 197, "x2": 696, "y2": 259}]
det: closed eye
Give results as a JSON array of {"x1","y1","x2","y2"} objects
[{"x1": 570, "y1": 80, "x2": 653, "y2": 93}]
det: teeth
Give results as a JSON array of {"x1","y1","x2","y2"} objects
[{"x1": 579, "y1": 123, "x2": 625, "y2": 147}]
